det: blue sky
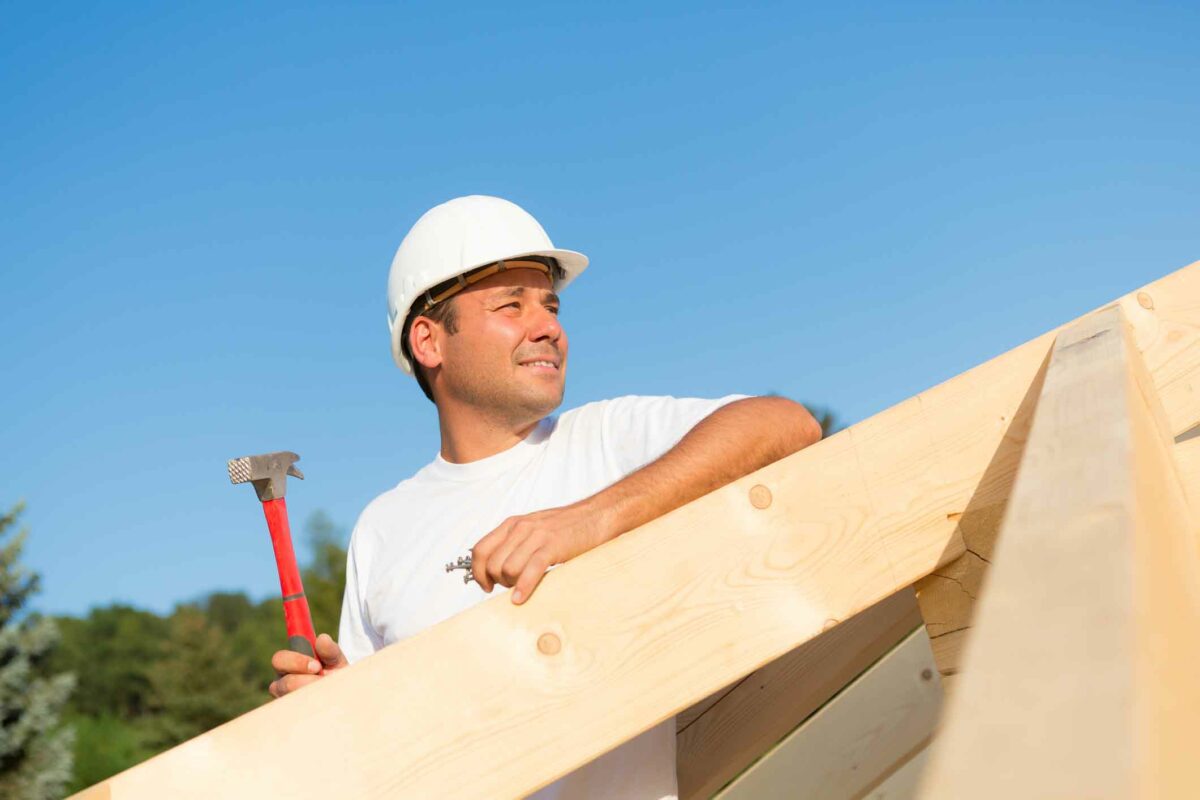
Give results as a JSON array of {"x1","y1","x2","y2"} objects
[{"x1": 3, "y1": 2, "x2": 1197, "y2": 616}]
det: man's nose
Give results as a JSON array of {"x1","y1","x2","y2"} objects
[{"x1": 528, "y1": 305, "x2": 563, "y2": 343}]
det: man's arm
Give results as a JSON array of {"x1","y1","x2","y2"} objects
[{"x1": 471, "y1": 396, "x2": 823, "y2": 603}]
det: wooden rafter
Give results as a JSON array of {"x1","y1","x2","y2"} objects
[
  {"x1": 919, "y1": 306, "x2": 1200, "y2": 798},
  {"x1": 677, "y1": 588, "x2": 922, "y2": 798},
  {"x1": 75, "y1": 261, "x2": 1200, "y2": 800},
  {"x1": 715, "y1": 626, "x2": 942, "y2": 799}
]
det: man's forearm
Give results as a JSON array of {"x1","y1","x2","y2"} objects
[
  {"x1": 583, "y1": 396, "x2": 823, "y2": 545},
  {"x1": 470, "y1": 396, "x2": 823, "y2": 601}
]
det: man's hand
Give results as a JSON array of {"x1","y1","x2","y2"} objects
[
  {"x1": 268, "y1": 633, "x2": 349, "y2": 699},
  {"x1": 471, "y1": 500, "x2": 614, "y2": 605}
]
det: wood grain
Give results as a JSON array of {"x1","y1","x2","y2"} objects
[
  {"x1": 677, "y1": 589, "x2": 922, "y2": 799},
  {"x1": 74, "y1": 260, "x2": 1200, "y2": 800},
  {"x1": 919, "y1": 306, "x2": 1200, "y2": 798},
  {"x1": 714, "y1": 627, "x2": 941, "y2": 800},
  {"x1": 863, "y1": 744, "x2": 932, "y2": 800}
]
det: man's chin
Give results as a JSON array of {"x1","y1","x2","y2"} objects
[{"x1": 515, "y1": 381, "x2": 564, "y2": 417}]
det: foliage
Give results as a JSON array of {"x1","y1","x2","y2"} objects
[
  {"x1": 67, "y1": 713, "x2": 153, "y2": 790},
  {"x1": 763, "y1": 394, "x2": 843, "y2": 438},
  {"x1": 143, "y1": 608, "x2": 264, "y2": 750},
  {"x1": 809, "y1": 404, "x2": 841, "y2": 437},
  {"x1": 48, "y1": 606, "x2": 167, "y2": 719},
  {"x1": 0, "y1": 503, "x2": 76, "y2": 800},
  {"x1": 44, "y1": 511, "x2": 349, "y2": 793},
  {"x1": 301, "y1": 510, "x2": 348, "y2": 637}
]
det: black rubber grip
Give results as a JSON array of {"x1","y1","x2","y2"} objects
[{"x1": 288, "y1": 635, "x2": 315, "y2": 657}]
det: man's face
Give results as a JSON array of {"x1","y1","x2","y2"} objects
[{"x1": 435, "y1": 268, "x2": 567, "y2": 423}]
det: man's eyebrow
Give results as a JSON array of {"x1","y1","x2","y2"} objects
[{"x1": 495, "y1": 287, "x2": 561, "y2": 304}]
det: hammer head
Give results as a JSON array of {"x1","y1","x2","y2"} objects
[{"x1": 227, "y1": 451, "x2": 304, "y2": 502}]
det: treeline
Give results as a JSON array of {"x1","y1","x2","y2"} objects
[{"x1": 41, "y1": 511, "x2": 349, "y2": 794}]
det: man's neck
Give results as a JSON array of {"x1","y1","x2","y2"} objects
[{"x1": 436, "y1": 402, "x2": 542, "y2": 464}]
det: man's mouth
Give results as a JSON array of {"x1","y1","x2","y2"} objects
[{"x1": 519, "y1": 359, "x2": 559, "y2": 370}]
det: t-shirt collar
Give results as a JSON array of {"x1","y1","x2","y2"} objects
[{"x1": 422, "y1": 416, "x2": 555, "y2": 482}]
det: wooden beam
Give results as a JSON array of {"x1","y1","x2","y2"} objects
[
  {"x1": 75, "y1": 261, "x2": 1200, "y2": 800},
  {"x1": 1171, "y1": 431, "x2": 1200, "y2": 512},
  {"x1": 677, "y1": 588, "x2": 922, "y2": 799},
  {"x1": 714, "y1": 626, "x2": 941, "y2": 800},
  {"x1": 919, "y1": 306, "x2": 1200, "y2": 798},
  {"x1": 863, "y1": 744, "x2": 932, "y2": 800},
  {"x1": 921, "y1": 417, "x2": 1200, "y2": 692}
]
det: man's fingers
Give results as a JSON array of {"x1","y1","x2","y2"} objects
[
  {"x1": 511, "y1": 551, "x2": 551, "y2": 605},
  {"x1": 498, "y1": 533, "x2": 544, "y2": 588},
  {"x1": 487, "y1": 527, "x2": 531, "y2": 589},
  {"x1": 315, "y1": 633, "x2": 348, "y2": 670},
  {"x1": 268, "y1": 672, "x2": 321, "y2": 699},
  {"x1": 472, "y1": 518, "x2": 513, "y2": 591},
  {"x1": 271, "y1": 649, "x2": 322, "y2": 678}
]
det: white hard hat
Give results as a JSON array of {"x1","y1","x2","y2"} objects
[{"x1": 386, "y1": 195, "x2": 589, "y2": 374}]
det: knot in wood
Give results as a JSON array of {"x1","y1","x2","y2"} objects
[
  {"x1": 537, "y1": 633, "x2": 562, "y2": 656},
  {"x1": 1137, "y1": 291, "x2": 1154, "y2": 310},
  {"x1": 749, "y1": 484, "x2": 773, "y2": 509}
]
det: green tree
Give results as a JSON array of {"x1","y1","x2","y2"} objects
[
  {"x1": 49, "y1": 605, "x2": 167, "y2": 718},
  {"x1": 194, "y1": 591, "x2": 280, "y2": 696},
  {"x1": 808, "y1": 404, "x2": 840, "y2": 437},
  {"x1": 301, "y1": 510, "x2": 348, "y2": 637},
  {"x1": 0, "y1": 503, "x2": 75, "y2": 800},
  {"x1": 143, "y1": 607, "x2": 262, "y2": 750},
  {"x1": 65, "y1": 713, "x2": 148, "y2": 793},
  {"x1": 763, "y1": 395, "x2": 842, "y2": 438}
]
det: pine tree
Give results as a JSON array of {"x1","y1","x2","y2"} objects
[
  {"x1": 0, "y1": 503, "x2": 75, "y2": 800},
  {"x1": 144, "y1": 607, "x2": 262, "y2": 750}
]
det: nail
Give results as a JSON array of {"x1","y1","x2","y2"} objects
[
  {"x1": 308, "y1": 660, "x2": 320, "y2": 673},
  {"x1": 512, "y1": 590, "x2": 524, "y2": 604}
]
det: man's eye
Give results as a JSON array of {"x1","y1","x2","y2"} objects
[
  {"x1": 501, "y1": 302, "x2": 520, "y2": 310},
  {"x1": 547, "y1": 306, "x2": 560, "y2": 315}
]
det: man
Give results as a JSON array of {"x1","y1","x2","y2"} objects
[{"x1": 269, "y1": 195, "x2": 822, "y2": 798}]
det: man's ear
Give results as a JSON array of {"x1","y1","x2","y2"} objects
[{"x1": 409, "y1": 316, "x2": 444, "y2": 371}]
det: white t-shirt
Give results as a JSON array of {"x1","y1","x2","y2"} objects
[{"x1": 338, "y1": 394, "x2": 746, "y2": 800}]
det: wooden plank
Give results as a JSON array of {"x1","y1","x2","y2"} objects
[
  {"x1": 919, "y1": 306, "x2": 1200, "y2": 798},
  {"x1": 1171, "y1": 433, "x2": 1200, "y2": 512},
  {"x1": 75, "y1": 260, "x2": 1200, "y2": 800},
  {"x1": 714, "y1": 627, "x2": 942, "y2": 800},
  {"x1": 913, "y1": 510, "x2": 997, "y2": 678},
  {"x1": 917, "y1": 288, "x2": 1200, "y2": 682},
  {"x1": 900, "y1": 285, "x2": 1200, "y2": 685},
  {"x1": 678, "y1": 588, "x2": 922, "y2": 799},
  {"x1": 863, "y1": 745, "x2": 932, "y2": 800}
]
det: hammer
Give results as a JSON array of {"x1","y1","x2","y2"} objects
[{"x1": 226, "y1": 450, "x2": 318, "y2": 658}]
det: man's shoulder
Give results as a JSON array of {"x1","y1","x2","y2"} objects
[
  {"x1": 557, "y1": 394, "x2": 732, "y2": 429},
  {"x1": 556, "y1": 394, "x2": 661, "y2": 425}
]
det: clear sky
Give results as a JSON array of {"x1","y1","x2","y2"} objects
[{"x1": 3, "y1": 2, "x2": 1198, "y2": 616}]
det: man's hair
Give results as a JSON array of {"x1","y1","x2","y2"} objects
[{"x1": 402, "y1": 298, "x2": 459, "y2": 403}]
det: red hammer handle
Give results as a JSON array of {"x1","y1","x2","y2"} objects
[{"x1": 261, "y1": 497, "x2": 318, "y2": 658}]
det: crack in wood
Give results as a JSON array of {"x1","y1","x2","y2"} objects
[
  {"x1": 927, "y1": 573, "x2": 977, "y2": 600},
  {"x1": 965, "y1": 547, "x2": 992, "y2": 565},
  {"x1": 928, "y1": 625, "x2": 972, "y2": 640}
]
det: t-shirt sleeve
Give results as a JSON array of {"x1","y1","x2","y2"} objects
[
  {"x1": 600, "y1": 394, "x2": 751, "y2": 475},
  {"x1": 337, "y1": 523, "x2": 385, "y2": 664}
]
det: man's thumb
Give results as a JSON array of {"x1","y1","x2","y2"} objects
[{"x1": 315, "y1": 633, "x2": 347, "y2": 668}]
